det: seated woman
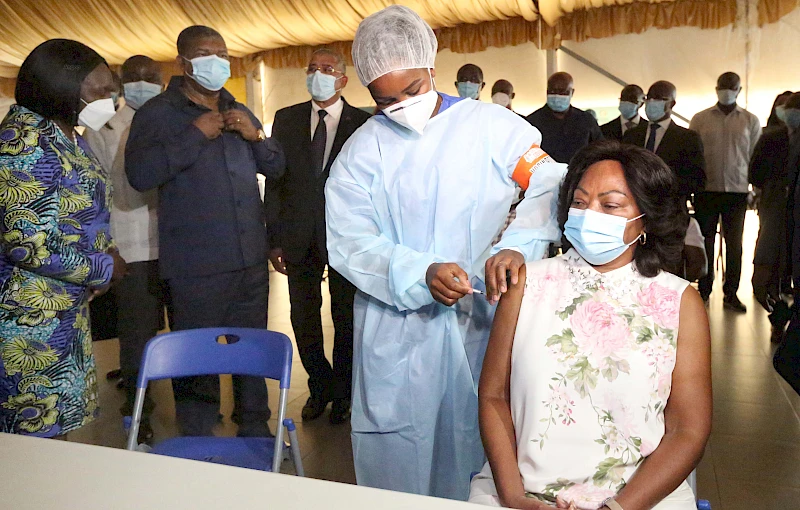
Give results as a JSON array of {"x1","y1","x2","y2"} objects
[{"x1": 470, "y1": 141, "x2": 711, "y2": 510}]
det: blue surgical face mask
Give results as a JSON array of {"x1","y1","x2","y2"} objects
[
  {"x1": 618, "y1": 101, "x2": 640, "y2": 120},
  {"x1": 547, "y1": 94, "x2": 571, "y2": 113},
  {"x1": 775, "y1": 105, "x2": 787, "y2": 123},
  {"x1": 123, "y1": 81, "x2": 163, "y2": 110},
  {"x1": 306, "y1": 71, "x2": 339, "y2": 102},
  {"x1": 184, "y1": 55, "x2": 230, "y2": 92},
  {"x1": 645, "y1": 99, "x2": 668, "y2": 122},
  {"x1": 457, "y1": 81, "x2": 481, "y2": 100},
  {"x1": 565, "y1": 208, "x2": 645, "y2": 265},
  {"x1": 785, "y1": 109, "x2": 800, "y2": 131},
  {"x1": 717, "y1": 89, "x2": 739, "y2": 106}
]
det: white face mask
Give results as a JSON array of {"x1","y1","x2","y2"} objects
[
  {"x1": 78, "y1": 97, "x2": 117, "y2": 131},
  {"x1": 383, "y1": 70, "x2": 438, "y2": 136},
  {"x1": 492, "y1": 92, "x2": 511, "y2": 108}
]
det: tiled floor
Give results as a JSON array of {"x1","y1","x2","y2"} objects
[{"x1": 68, "y1": 212, "x2": 800, "y2": 509}]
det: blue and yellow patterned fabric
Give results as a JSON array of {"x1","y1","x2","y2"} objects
[{"x1": 0, "y1": 105, "x2": 113, "y2": 436}]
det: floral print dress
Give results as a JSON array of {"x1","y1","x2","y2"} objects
[
  {"x1": 470, "y1": 249, "x2": 692, "y2": 509},
  {"x1": 0, "y1": 105, "x2": 113, "y2": 437}
]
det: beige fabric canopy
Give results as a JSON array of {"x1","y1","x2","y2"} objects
[{"x1": 0, "y1": 0, "x2": 796, "y2": 84}]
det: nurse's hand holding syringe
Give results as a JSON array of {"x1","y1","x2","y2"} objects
[{"x1": 425, "y1": 263, "x2": 480, "y2": 306}]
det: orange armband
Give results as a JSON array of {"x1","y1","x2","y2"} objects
[{"x1": 511, "y1": 144, "x2": 555, "y2": 191}]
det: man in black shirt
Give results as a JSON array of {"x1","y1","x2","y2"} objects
[{"x1": 525, "y1": 72, "x2": 603, "y2": 164}]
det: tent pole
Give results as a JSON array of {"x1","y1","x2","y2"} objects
[{"x1": 546, "y1": 49, "x2": 558, "y2": 78}]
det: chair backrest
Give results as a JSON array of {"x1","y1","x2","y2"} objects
[{"x1": 136, "y1": 328, "x2": 292, "y2": 389}]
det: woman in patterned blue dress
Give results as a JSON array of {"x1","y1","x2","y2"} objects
[{"x1": 0, "y1": 40, "x2": 127, "y2": 437}]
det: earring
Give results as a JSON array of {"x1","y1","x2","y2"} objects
[{"x1": 640, "y1": 232, "x2": 647, "y2": 245}]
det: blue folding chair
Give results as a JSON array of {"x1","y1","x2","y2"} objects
[{"x1": 125, "y1": 328, "x2": 303, "y2": 475}]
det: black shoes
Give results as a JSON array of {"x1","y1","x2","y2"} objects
[
  {"x1": 329, "y1": 399, "x2": 351, "y2": 425},
  {"x1": 723, "y1": 295, "x2": 747, "y2": 313},
  {"x1": 302, "y1": 394, "x2": 332, "y2": 421}
]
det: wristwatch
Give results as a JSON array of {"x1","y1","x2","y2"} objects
[
  {"x1": 255, "y1": 129, "x2": 267, "y2": 142},
  {"x1": 601, "y1": 497, "x2": 624, "y2": 510}
]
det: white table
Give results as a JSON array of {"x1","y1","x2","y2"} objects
[{"x1": 0, "y1": 433, "x2": 475, "y2": 509}]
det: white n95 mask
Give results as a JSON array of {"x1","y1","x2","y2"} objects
[
  {"x1": 383, "y1": 70, "x2": 438, "y2": 135},
  {"x1": 78, "y1": 97, "x2": 116, "y2": 131}
]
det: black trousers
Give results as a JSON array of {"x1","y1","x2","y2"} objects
[
  {"x1": 168, "y1": 264, "x2": 271, "y2": 437},
  {"x1": 116, "y1": 260, "x2": 170, "y2": 418},
  {"x1": 695, "y1": 192, "x2": 748, "y2": 298},
  {"x1": 287, "y1": 243, "x2": 355, "y2": 401}
]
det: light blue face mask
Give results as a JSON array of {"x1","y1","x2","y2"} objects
[
  {"x1": 775, "y1": 105, "x2": 787, "y2": 123},
  {"x1": 547, "y1": 94, "x2": 571, "y2": 113},
  {"x1": 618, "y1": 101, "x2": 640, "y2": 120},
  {"x1": 123, "y1": 81, "x2": 163, "y2": 110},
  {"x1": 306, "y1": 71, "x2": 339, "y2": 102},
  {"x1": 565, "y1": 208, "x2": 645, "y2": 265},
  {"x1": 184, "y1": 55, "x2": 231, "y2": 92},
  {"x1": 645, "y1": 100, "x2": 667, "y2": 122},
  {"x1": 785, "y1": 109, "x2": 800, "y2": 131},
  {"x1": 457, "y1": 82, "x2": 481, "y2": 100},
  {"x1": 717, "y1": 89, "x2": 739, "y2": 106}
]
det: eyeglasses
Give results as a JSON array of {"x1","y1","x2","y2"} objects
[{"x1": 306, "y1": 64, "x2": 342, "y2": 76}]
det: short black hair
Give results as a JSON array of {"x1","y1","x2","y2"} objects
[
  {"x1": 177, "y1": 25, "x2": 224, "y2": 56},
  {"x1": 15, "y1": 39, "x2": 107, "y2": 126},
  {"x1": 558, "y1": 140, "x2": 688, "y2": 278}
]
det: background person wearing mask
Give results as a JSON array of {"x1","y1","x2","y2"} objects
[
  {"x1": 267, "y1": 48, "x2": 371, "y2": 425},
  {"x1": 622, "y1": 81, "x2": 706, "y2": 203},
  {"x1": 455, "y1": 63, "x2": 485, "y2": 100},
  {"x1": 325, "y1": 5, "x2": 566, "y2": 500},
  {"x1": 491, "y1": 79, "x2": 517, "y2": 112},
  {"x1": 126, "y1": 26, "x2": 285, "y2": 438},
  {"x1": 750, "y1": 91, "x2": 796, "y2": 343},
  {"x1": 84, "y1": 55, "x2": 167, "y2": 444},
  {"x1": 601, "y1": 84, "x2": 645, "y2": 140},
  {"x1": 0, "y1": 39, "x2": 126, "y2": 437},
  {"x1": 691, "y1": 72, "x2": 762, "y2": 311},
  {"x1": 525, "y1": 72, "x2": 603, "y2": 164}
]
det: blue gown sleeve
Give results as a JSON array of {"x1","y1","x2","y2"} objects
[
  {"x1": 489, "y1": 108, "x2": 567, "y2": 260},
  {"x1": 325, "y1": 141, "x2": 445, "y2": 312}
]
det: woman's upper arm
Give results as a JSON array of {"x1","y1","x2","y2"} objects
[
  {"x1": 479, "y1": 264, "x2": 527, "y2": 400},
  {"x1": 665, "y1": 285, "x2": 712, "y2": 435}
]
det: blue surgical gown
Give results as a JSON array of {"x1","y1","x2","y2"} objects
[{"x1": 325, "y1": 94, "x2": 566, "y2": 500}]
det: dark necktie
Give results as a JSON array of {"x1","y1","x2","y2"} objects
[
  {"x1": 625, "y1": 121, "x2": 635, "y2": 131},
  {"x1": 311, "y1": 110, "x2": 328, "y2": 176},
  {"x1": 646, "y1": 123, "x2": 660, "y2": 152}
]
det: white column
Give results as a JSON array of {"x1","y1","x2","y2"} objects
[{"x1": 546, "y1": 49, "x2": 558, "y2": 79}]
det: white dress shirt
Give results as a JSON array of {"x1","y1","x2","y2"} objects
[
  {"x1": 311, "y1": 97, "x2": 344, "y2": 169},
  {"x1": 83, "y1": 104, "x2": 159, "y2": 263},
  {"x1": 620, "y1": 114, "x2": 640, "y2": 136},
  {"x1": 689, "y1": 104, "x2": 762, "y2": 193},
  {"x1": 645, "y1": 117, "x2": 673, "y2": 153}
]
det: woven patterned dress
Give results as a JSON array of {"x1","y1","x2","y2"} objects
[{"x1": 0, "y1": 105, "x2": 113, "y2": 437}]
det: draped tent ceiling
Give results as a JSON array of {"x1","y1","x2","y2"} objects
[{"x1": 0, "y1": 0, "x2": 797, "y2": 90}]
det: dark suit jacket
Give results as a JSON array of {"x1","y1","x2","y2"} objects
[
  {"x1": 622, "y1": 120, "x2": 706, "y2": 198},
  {"x1": 600, "y1": 116, "x2": 623, "y2": 141},
  {"x1": 268, "y1": 99, "x2": 371, "y2": 264},
  {"x1": 750, "y1": 126, "x2": 791, "y2": 268}
]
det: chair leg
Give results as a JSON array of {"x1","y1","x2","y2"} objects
[
  {"x1": 126, "y1": 386, "x2": 148, "y2": 451},
  {"x1": 284, "y1": 419, "x2": 304, "y2": 477}
]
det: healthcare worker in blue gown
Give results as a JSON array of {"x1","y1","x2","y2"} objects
[{"x1": 325, "y1": 5, "x2": 567, "y2": 501}]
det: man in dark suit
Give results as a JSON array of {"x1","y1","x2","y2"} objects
[
  {"x1": 622, "y1": 81, "x2": 706, "y2": 201},
  {"x1": 526, "y1": 72, "x2": 603, "y2": 164},
  {"x1": 268, "y1": 48, "x2": 371, "y2": 425},
  {"x1": 601, "y1": 84, "x2": 644, "y2": 141}
]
